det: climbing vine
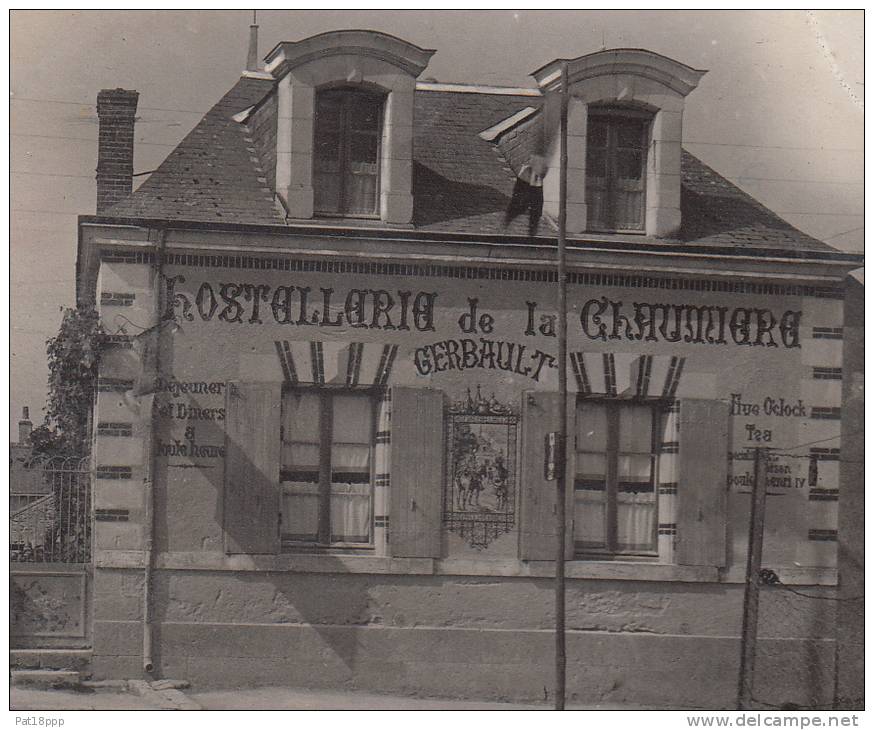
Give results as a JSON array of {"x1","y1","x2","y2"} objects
[{"x1": 33, "y1": 305, "x2": 107, "y2": 456}]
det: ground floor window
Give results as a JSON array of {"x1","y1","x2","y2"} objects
[
  {"x1": 225, "y1": 379, "x2": 727, "y2": 565},
  {"x1": 281, "y1": 389, "x2": 374, "y2": 547},
  {"x1": 574, "y1": 400, "x2": 658, "y2": 555}
]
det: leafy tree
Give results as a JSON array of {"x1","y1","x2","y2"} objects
[
  {"x1": 36, "y1": 305, "x2": 107, "y2": 457},
  {"x1": 27, "y1": 423, "x2": 64, "y2": 459}
]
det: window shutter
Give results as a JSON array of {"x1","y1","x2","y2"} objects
[
  {"x1": 519, "y1": 391, "x2": 575, "y2": 561},
  {"x1": 223, "y1": 381, "x2": 281, "y2": 554},
  {"x1": 676, "y1": 398, "x2": 729, "y2": 566},
  {"x1": 389, "y1": 386, "x2": 443, "y2": 558}
]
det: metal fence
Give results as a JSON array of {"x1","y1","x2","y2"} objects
[{"x1": 10, "y1": 455, "x2": 91, "y2": 564}]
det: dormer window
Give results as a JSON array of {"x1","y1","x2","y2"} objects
[
  {"x1": 586, "y1": 108, "x2": 651, "y2": 233},
  {"x1": 532, "y1": 49, "x2": 706, "y2": 237},
  {"x1": 267, "y1": 31, "x2": 434, "y2": 223},
  {"x1": 314, "y1": 88, "x2": 384, "y2": 217}
]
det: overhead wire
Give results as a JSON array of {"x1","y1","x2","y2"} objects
[
  {"x1": 8, "y1": 98, "x2": 863, "y2": 247},
  {"x1": 12, "y1": 132, "x2": 176, "y2": 147},
  {"x1": 684, "y1": 139, "x2": 862, "y2": 153},
  {"x1": 9, "y1": 165, "x2": 863, "y2": 190},
  {"x1": 11, "y1": 209, "x2": 79, "y2": 216},
  {"x1": 768, "y1": 432, "x2": 851, "y2": 453},
  {"x1": 775, "y1": 211, "x2": 862, "y2": 217},
  {"x1": 736, "y1": 176, "x2": 862, "y2": 186},
  {"x1": 11, "y1": 170, "x2": 94, "y2": 179},
  {"x1": 10, "y1": 97, "x2": 864, "y2": 227},
  {"x1": 823, "y1": 226, "x2": 865, "y2": 241},
  {"x1": 9, "y1": 95, "x2": 865, "y2": 152},
  {"x1": 10, "y1": 95, "x2": 206, "y2": 115}
]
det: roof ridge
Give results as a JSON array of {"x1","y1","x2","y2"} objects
[{"x1": 416, "y1": 81, "x2": 541, "y2": 96}]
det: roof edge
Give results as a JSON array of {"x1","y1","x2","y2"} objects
[
  {"x1": 478, "y1": 106, "x2": 539, "y2": 141},
  {"x1": 534, "y1": 48, "x2": 707, "y2": 95},
  {"x1": 265, "y1": 29, "x2": 436, "y2": 79},
  {"x1": 416, "y1": 81, "x2": 541, "y2": 96},
  {"x1": 241, "y1": 70, "x2": 274, "y2": 80},
  {"x1": 77, "y1": 215, "x2": 863, "y2": 267}
]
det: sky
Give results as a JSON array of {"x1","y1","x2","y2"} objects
[{"x1": 8, "y1": 9, "x2": 864, "y2": 436}]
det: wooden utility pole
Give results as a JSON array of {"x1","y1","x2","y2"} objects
[
  {"x1": 554, "y1": 60, "x2": 569, "y2": 712},
  {"x1": 737, "y1": 446, "x2": 769, "y2": 709}
]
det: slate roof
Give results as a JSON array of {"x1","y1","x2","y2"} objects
[
  {"x1": 104, "y1": 75, "x2": 838, "y2": 254},
  {"x1": 108, "y1": 77, "x2": 284, "y2": 226}
]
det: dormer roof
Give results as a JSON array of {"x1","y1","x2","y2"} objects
[
  {"x1": 533, "y1": 48, "x2": 707, "y2": 96},
  {"x1": 265, "y1": 30, "x2": 436, "y2": 79}
]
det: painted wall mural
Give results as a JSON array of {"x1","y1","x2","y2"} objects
[{"x1": 444, "y1": 387, "x2": 518, "y2": 550}]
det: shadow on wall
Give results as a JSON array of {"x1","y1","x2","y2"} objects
[
  {"x1": 142, "y1": 398, "x2": 838, "y2": 702},
  {"x1": 148, "y1": 391, "x2": 371, "y2": 677}
]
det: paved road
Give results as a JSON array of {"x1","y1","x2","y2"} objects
[
  {"x1": 190, "y1": 687, "x2": 545, "y2": 710},
  {"x1": 11, "y1": 687, "x2": 163, "y2": 711},
  {"x1": 11, "y1": 685, "x2": 668, "y2": 711}
]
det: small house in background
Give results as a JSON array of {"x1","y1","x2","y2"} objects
[
  {"x1": 9, "y1": 407, "x2": 49, "y2": 513},
  {"x1": 9, "y1": 407, "x2": 52, "y2": 557},
  {"x1": 74, "y1": 26, "x2": 863, "y2": 708}
]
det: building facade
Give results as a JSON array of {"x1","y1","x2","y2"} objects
[{"x1": 76, "y1": 30, "x2": 863, "y2": 707}]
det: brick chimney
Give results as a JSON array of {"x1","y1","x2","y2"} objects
[
  {"x1": 18, "y1": 406, "x2": 32, "y2": 444},
  {"x1": 96, "y1": 88, "x2": 139, "y2": 214}
]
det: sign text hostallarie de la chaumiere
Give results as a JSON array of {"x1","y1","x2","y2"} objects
[{"x1": 165, "y1": 277, "x2": 802, "y2": 349}]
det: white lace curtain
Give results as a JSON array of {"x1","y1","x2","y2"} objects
[
  {"x1": 281, "y1": 391, "x2": 373, "y2": 544},
  {"x1": 573, "y1": 401, "x2": 658, "y2": 553}
]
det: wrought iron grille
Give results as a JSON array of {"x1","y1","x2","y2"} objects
[{"x1": 10, "y1": 455, "x2": 91, "y2": 563}]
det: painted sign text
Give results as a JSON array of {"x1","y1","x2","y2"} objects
[
  {"x1": 580, "y1": 297, "x2": 802, "y2": 348},
  {"x1": 165, "y1": 276, "x2": 437, "y2": 332}
]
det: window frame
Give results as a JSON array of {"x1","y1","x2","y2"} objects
[
  {"x1": 312, "y1": 87, "x2": 385, "y2": 220},
  {"x1": 573, "y1": 396, "x2": 663, "y2": 558},
  {"x1": 585, "y1": 105, "x2": 652, "y2": 234},
  {"x1": 280, "y1": 385, "x2": 380, "y2": 551}
]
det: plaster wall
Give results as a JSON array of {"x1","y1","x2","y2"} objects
[
  {"x1": 144, "y1": 260, "x2": 842, "y2": 567},
  {"x1": 89, "y1": 242, "x2": 848, "y2": 705},
  {"x1": 91, "y1": 568, "x2": 836, "y2": 707}
]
